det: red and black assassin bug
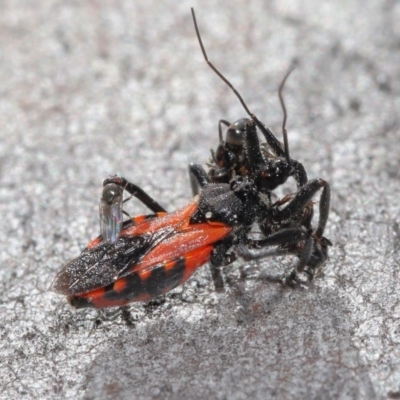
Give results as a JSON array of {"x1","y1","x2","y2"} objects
[{"x1": 52, "y1": 176, "x2": 228, "y2": 308}]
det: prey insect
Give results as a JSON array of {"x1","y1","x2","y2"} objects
[
  {"x1": 189, "y1": 8, "x2": 332, "y2": 282},
  {"x1": 189, "y1": 9, "x2": 307, "y2": 196}
]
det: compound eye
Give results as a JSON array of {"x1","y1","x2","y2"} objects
[
  {"x1": 225, "y1": 118, "x2": 249, "y2": 146},
  {"x1": 102, "y1": 183, "x2": 123, "y2": 205}
]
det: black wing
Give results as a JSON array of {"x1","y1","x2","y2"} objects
[{"x1": 51, "y1": 228, "x2": 172, "y2": 295}]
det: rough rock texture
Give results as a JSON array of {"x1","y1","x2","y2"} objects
[{"x1": 1, "y1": 0, "x2": 399, "y2": 399}]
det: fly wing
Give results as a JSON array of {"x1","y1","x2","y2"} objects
[
  {"x1": 99, "y1": 182, "x2": 124, "y2": 244},
  {"x1": 99, "y1": 197, "x2": 123, "y2": 244},
  {"x1": 51, "y1": 231, "x2": 164, "y2": 295}
]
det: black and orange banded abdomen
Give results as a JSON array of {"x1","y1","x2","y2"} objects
[{"x1": 69, "y1": 244, "x2": 214, "y2": 308}]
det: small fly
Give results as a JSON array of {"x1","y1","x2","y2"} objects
[{"x1": 99, "y1": 182, "x2": 124, "y2": 244}]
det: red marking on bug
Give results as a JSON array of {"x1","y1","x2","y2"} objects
[
  {"x1": 138, "y1": 269, "x2": 152, "y2": 281},
  {"x1": 179, "y1": 245, "x2": 215, "y2": 283},
  {"x1": 164, "y1": 260, "x2": 177, "y2": 271},
  {"x1": 130, "y1": 223, "x2": 231, "y2": 274},
  {"x1": 132, "y1": 215, "x2": 146, "y2": 224},
  {"x1": 80, "y1": 286, "x2": 106, "y2": 299},
  {"x1": 88, "y1": 292, "x2": 153, "y2": 309},
  {"x1": 206, "y1": 220, "x2": 230, "y2": 227},
  {"x1": 87, "y1": 237, "x2": 102, "y2": 250},
  {"x1": 113, "y1": 279, "x2": 127, "y2": 293},
  {"x1": 124, "y1": 200, "x2": 198, "y2": 237}
]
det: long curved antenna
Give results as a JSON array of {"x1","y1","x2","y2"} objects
[
  {"x1": 278, "y1": 66, "x2": 295, "y2": 165},
  {"x1": 191, "y1": 8, "x2": 253, "y2": 117},
  {"x1": 191, "y1": 8, "x2": 290, "y2": 160}
]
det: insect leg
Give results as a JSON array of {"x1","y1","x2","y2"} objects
[
  {"x1": 209, "y1": 239, "x2": 237, "y2": 291},
  {"x1": 270, "y1": 179, "x2": 329, "y2": 224},
  {"x1": 264, "y1": 178, "x2": 331, "y2": 279},
  {"x1": 218, "y1": 119, "x2": 231, "y2": 143},
  {"x1": 243, "y1": 119, "x2": 266, "y2": 174},
  {"x1": 289, "y1": 159, "x2": 308, "y2": 187},
  {"x1": 103, "y1": 176, "x2": 167, "y2": 213},
  {"x1": 96, "y1": 306, "x2": 136, "y2": 326},
  {"x1": 241, "y1": 227, "x2": 316, "y2": 284},
  {"x1": 247, "y1": 227, "x2": 309, "y2": 249},
  {"x1": 188, "y1": 163, "x2": 211, "y2": 196},
  {"x1": 284, "y1": 234, "x2": 313, "y2": 285},
  {"x1": 315, "y1": 180, "x2": 331, "y2": 239}
]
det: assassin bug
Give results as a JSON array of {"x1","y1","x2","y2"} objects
[{"x1": 50, "y1": 173, "x2": 273, "y2": 308}]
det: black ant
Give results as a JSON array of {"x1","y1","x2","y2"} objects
[
  {"x1": 188, "y1": 8, "x2": 332, "y2": 283},
  {"x1": 188, "y1": 12, "x2": 306, "y2": 196}
]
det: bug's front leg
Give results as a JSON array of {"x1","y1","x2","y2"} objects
[
  {"x1": 240, "y1": 227, "x2": 319, "y2": 286},
  {"x1": 100, "y1": 176, "x2": 167, "y2": 244},
  {"x1": 209, "y1": 239, "x2": 237, "y2": 291},
  {"x1": 289, "y1": 159, "x2": 308, "y2": 187}
]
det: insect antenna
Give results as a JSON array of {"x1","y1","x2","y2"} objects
[
  {"x1": 278, "y1": 65, "x2": 295, "y2": 165},
  {"x1": 191, "y1": 8, "x2": 253, "y2": 117},
  {"x1": 191, "y1": 8, "x2": 290, "y2": 160}
]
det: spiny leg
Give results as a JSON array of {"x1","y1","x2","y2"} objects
[
  {"x1": 315, "y1": 180, "x2": 331, "y2": 238},
  {"x1": 241, "y1": 176, "x2": 331, "y2": 284},
  {"x1": 240, "y1": 226, "x2": 315, "y2": 285},
  {"x1": 263, "y1": 179, "x2": 330, "y2": 281},
  {"x1": 270, "y1": 179, "x2": 329, "y2": 228},
  {"x1": 209, "y1": 239, "x2": 237, "y2": 291},
  {"x1": 284, "y1": 234, "x2": 314, "y2": 285},
  {"x1": 288, "y1": 159, "x2": 308, "y2": 187}
]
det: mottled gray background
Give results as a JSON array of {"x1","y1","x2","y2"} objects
[{"x1": 0, "y1": 0, "x2": 399, "y2": 399}]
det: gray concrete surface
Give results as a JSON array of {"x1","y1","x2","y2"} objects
[{"x1": 0, "y1": 0, "x2": 399, "y2": 399}]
